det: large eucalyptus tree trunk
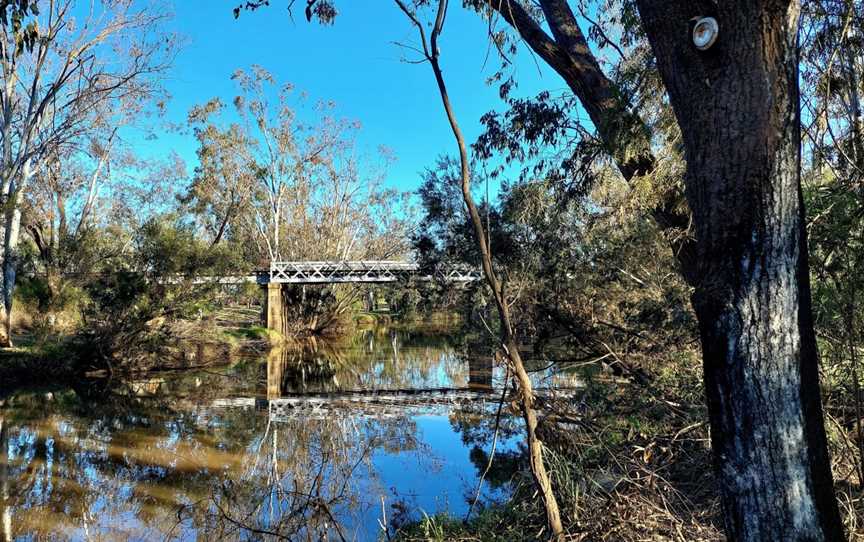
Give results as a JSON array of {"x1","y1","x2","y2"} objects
[
  {"x1": 0, "y1": 166, "x2": 16, "y2": 348},
  {"x1": 634, "y1": 1, "x2": 843, "y2": 539}
]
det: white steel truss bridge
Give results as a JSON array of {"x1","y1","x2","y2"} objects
[{"x1": 268, "y1": 260, "x2": 480, "y2": 284}]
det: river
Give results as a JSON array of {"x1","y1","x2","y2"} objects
[{"x1": 0, "y1": 325, "x2": 583, "y2": 541}]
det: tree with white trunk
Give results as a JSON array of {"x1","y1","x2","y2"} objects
[
  {"x1": 185, "y1": 67, "x2": 412, "y2": 266},
  {"x1": 0, "y1": 0, "x2": 174, "y2": 345}
]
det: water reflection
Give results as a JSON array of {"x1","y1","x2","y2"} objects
[
  {"x1": 267, "y1": 327, "x2": 491, "y2": 397},
  {"x1": 0, "y1": 325, "x2": 570, "y2": 541}
]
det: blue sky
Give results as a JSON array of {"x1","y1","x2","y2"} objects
[{"x1": 141, "y1": 1, "x2": 568, "y2": 196}]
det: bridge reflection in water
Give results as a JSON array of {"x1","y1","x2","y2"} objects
[{"x1": 257, "y1": 329, "x2": 582, "y2": 421}]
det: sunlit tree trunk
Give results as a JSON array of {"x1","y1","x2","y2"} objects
[
  {"x1": 1, "y1": 160, "x2": 34, "y2": 347},
  {"x1": 76, "y1": 128, "x2": 117, "y2": 236}
]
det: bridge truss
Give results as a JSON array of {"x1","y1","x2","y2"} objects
[
  {"x1": 210, "y1": 387, "x2": 582, "y2": 421},
  {"x1": 269, "y1": 260, "x2": 480, "y2": 284}
]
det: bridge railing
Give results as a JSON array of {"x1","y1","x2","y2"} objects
[{"x1": 269, "y1": 260, "x2": 480, "y2": 284}]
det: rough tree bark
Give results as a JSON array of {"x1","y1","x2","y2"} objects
[
  {"x1": 632, "y1": 1, "x2": 844, "y2": 539},
  {"x1": 394, "y1": 0, "x2": 565, "y2": 537}
]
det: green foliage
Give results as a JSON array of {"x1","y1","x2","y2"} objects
[
  {"x1": 16, "y1": 275, "x2": 87, "y2": 317},
  {"x1": 225, "y1": 325, "x2": 270, "y2": 341},
  {"x1": 413, "y1": 156, "x2": 516, "y2": 270},
  {"x1": 413, "y1": 153, "x2": 695, "y2": 376},
  {"x1": 76, "y1": 216, "x2": 244, "y2": 364},
  {"x1": 475, "y1": 90, "x2": 608, "y2": 193},
  {"x1": 135, "y1": 217, "x2": 242, "y2": 279},
  {"x1": 233, "y1": 0, "x2": 337, "y2": 23},
  {"x1": 0, "y1": 0, "x2": 39, "y2": 56},
  {"x1": 395, "y1": 496, "x2": 544, "y2": 541}
]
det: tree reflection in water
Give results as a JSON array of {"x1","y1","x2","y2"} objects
[
  {"x1": 178, "y1": 412, "x2": 421, "y2": 540},
  {"x1": 0, "y1": 325, "x2": 579, "y2": 540}
]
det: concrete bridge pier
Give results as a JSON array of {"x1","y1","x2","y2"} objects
[{"x1": 265, "y1": 283, "x2": 283, "y2": 333}]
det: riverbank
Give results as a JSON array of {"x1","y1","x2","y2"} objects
[
  {"x1": 0, "y1": 307, "x2": 267, "y2": 394},
  {"x1": 389, "y1": 352, "x2": 723, "y2": 541},
  {"x1": 0, "y1": 306, "x2": 466, "y2": 396},
  {"x1": 0, "y1": 342, "x2": 82, "y2": 393}
]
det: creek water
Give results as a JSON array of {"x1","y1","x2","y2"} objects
[{"x1": 0, "y1": 325, "x2": 583, "y2": 541}]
